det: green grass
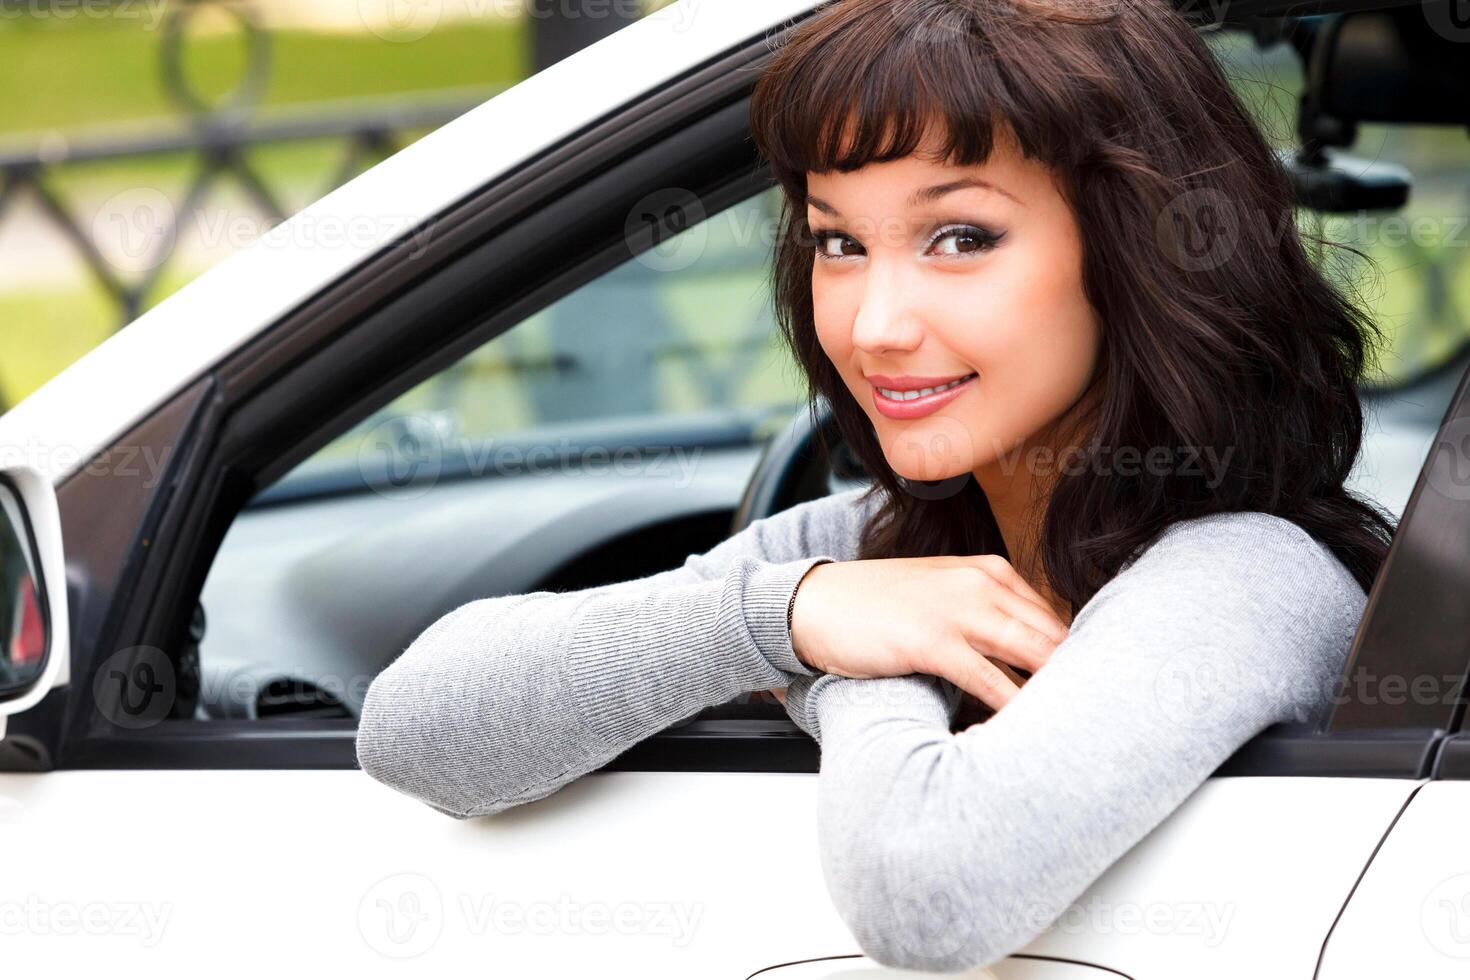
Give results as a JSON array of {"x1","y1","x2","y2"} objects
[
  {"x1": 4, "y1": 17, "x2": 1467, "y2": 411},
  {"x1": 0, "y1": 15, "x2": 525, "y2": 135},
  {"x1": 0, "y1": 259, "x2": 210, "y2": 406},
  {"x1": 0, "y1": 12, "x2": 528, "y2": 406}
]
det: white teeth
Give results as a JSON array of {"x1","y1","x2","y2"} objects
[{"x1": 877, "y1": 374, "x2": 974, "y2": 401}]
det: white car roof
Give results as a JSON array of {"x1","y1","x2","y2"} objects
[{"x1": 0, "y1": 0, "x2": 818, "y2": 485}]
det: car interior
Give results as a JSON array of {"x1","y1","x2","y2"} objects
[{"x1": 187, "y1": 5, "x2": 1470, "y2": 735}]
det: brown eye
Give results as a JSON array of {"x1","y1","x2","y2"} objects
[
  {"x1": 813, "y1": 231, "x2": 862, "y2": 261},
  {"x1": 929, "y1": 224, "x2": 1005, "y2": 257}
]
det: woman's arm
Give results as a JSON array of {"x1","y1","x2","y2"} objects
[
  {"x1": 355, "y1": 484, "x2": 878, "y2": 819},
  {"x1": 781, "y1": 511, "x2": 1368, "y2": 972}
]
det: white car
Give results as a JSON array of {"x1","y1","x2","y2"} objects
[{"x1": 1, "y1": 0, "x2": 1468, "y2": 976}]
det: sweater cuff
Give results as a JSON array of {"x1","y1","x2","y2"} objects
[
  {"x1": 785, "y1": 673, "x2": 964, "y2": 745},
  {"x1": 745, "y1": 555, "x2": 835, "y2": 678}
]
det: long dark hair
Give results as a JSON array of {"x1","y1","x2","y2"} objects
[{"x1": 749, "y1": 0, "x2": 1395, "y2": 617}]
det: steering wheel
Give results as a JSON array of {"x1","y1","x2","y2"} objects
[{"x1": 730, "y1": 395, "x2": 867, "y2": 535}]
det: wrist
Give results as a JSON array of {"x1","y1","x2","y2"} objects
[{"x1": 788, "y1": 560, "x2": 829, "y2": 672}]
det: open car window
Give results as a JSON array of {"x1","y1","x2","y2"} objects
[
  {"x1": 186, "y1": 26, "x2": 1470, "y2": 727},
  {"x1": 193, "y1": 185, "x2": 809, "y2": 722},
  {"x1": 1208, "y1": 30, "x2": 1470, "y2": 522}
]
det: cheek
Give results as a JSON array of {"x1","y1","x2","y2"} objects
[
  {"x1": 810, "y1": 278, "x2": 851, "y2": 360},
  {"x1": 950, "y1": 253, "x2": 1099, "y2": 437}
]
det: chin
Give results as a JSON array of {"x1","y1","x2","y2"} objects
[{"x1": 884, "y1": 451, "x2": 974, "y2": 484}]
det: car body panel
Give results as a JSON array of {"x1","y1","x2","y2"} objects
[
  {"x1": 1317, "y1": 780, "x2": 1470, "y2": 977},
  {"x1": 0, "y1": 769, "x2": 1413, "y2": 976},
  {"x1": 0, "y1": 1, "x2": 1459, "y2": 976}
]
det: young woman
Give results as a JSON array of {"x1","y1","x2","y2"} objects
[{"x1": 357, "y1": 0, "x2": 1396, "y2": 970}]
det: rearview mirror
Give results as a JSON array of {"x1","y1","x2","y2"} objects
[
  {"x1": 0, "y1": 467, "x2": 69, "y2": 739},
  {"x1": 0, "y1": 482, "x2": 46, "y2": 695}
]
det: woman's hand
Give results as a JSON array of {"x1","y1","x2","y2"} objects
[{"x1": 787, "y1": 555, "x2": 1069, "y2": 712}]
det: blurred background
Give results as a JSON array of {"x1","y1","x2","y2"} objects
[
  {"x1": 0, "y1": 0, "x2": 685, "y2": 414},
  {"x1": 4, "y1": 2, "x2": 1467, "y2": 721},
  {"x1": 0, "y1": 2, "x2": 1466, "y2": 420}
]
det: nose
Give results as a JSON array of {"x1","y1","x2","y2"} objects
[{"x1": 849, "y1": 257, "x2": 923, "y2": 355}]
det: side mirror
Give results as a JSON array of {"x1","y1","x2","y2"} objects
[{"x1": 0, "y1": 466, "x2": 69, "y2": 740}]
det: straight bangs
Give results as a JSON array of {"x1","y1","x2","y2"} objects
[{"x1": 750, "y1": 0, "x2": 1119, "y2": 195}]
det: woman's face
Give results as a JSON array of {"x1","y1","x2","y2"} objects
[{"x1": 806, "y1": 122, "x2": 1102, "y2": 490}]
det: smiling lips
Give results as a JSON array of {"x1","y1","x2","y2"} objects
[{"x1": 868, "y1": 371, "x2": 979, "y2": 419}]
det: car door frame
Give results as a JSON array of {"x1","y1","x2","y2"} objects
[
  {"x1": 5, "y1": 7, "x2": 1462, "y2": 792},
  {"x1": 8, "y1": 16, "x2": 826, "y2": 773}
]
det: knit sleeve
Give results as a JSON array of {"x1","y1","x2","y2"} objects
[
  {"x1": 779, "y1": 511, "x2": 1368, "y2": 972},
  {"x1": 355, "y1": 484, "x2": 876, "y2": 819}
]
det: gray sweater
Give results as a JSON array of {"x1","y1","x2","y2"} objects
[{"x1": 355, "y1": 483, "x2": 1368, "y2": 971}]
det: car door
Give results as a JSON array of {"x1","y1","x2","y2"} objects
[
  {"x1": 1311, "y1": 350, "x2": 1470, "y2": 979},
  {"x1": 0, "y1": 4, "x2": 1454, "y2": 979}
]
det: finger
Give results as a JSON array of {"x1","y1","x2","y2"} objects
[
  {"x1": 928, "y1": 641, "x2": 1024, "y2": 712},
  {"x1": 771, "y1": 687, "x2": 787, "y2": 706},
  {"x1": 987, "y1": 587, "x2": 1069, "y2": 651},
  {"x1": 972, "y1": 555, "x2": 1070, "y2": 630},
  {"x1": 963, "y1": 603, "x2": 1062, "y2": 674},
  {"x1": 991, "y1": 658, "x2": 1029, "y2": 688}
]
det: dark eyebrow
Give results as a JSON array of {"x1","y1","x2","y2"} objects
[{"x1": 807, "y1": 177, "x2": 1022, "y2": 216}]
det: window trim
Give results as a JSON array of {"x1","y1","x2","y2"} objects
[
  {"x1": 27, "y1": 11, "x2": 1466, "y2": 780},
  {"x1": 53, "y1": 21, "x2": 812, "y2": 770}
]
